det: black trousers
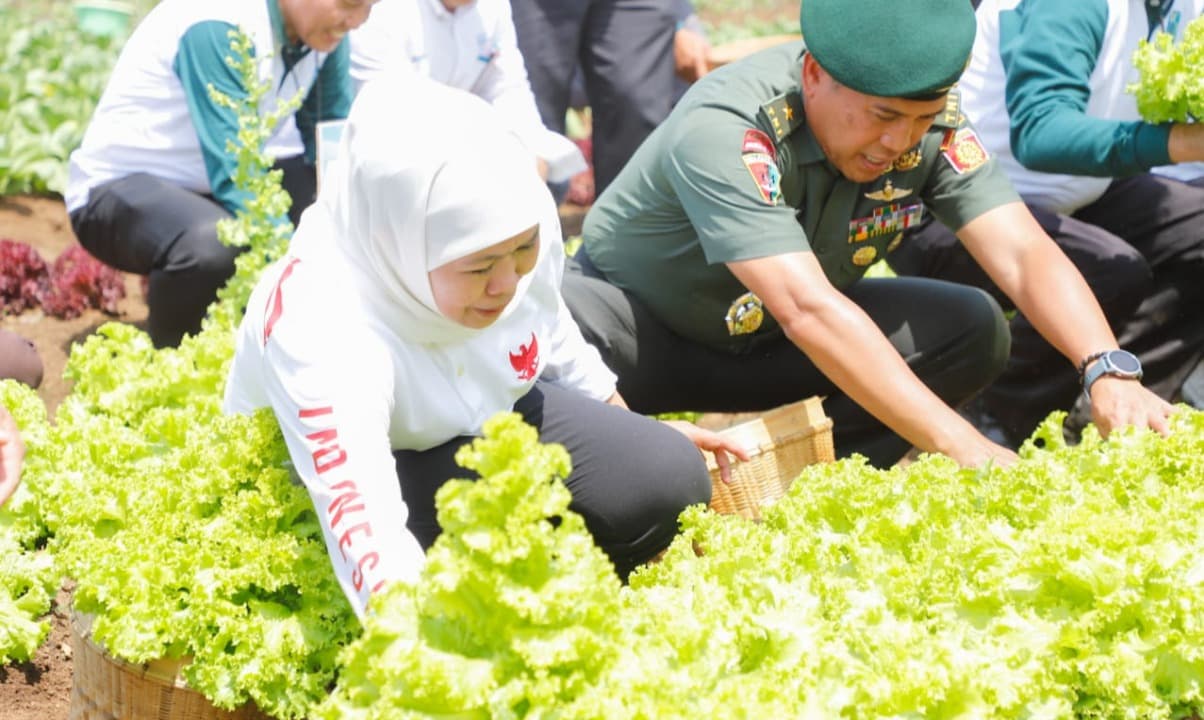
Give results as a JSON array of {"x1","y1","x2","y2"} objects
[
  {"x1": 393, "y1": 381, "x2": 711, "y2": 579},
  {"x1": 510, "y1": 0, "x2": 677, "y2": 195},
  {"x1": 562, "y1": 259, "x2": 1011, "y2": 468},
  {"x1": 68, "y1": 156, "x2": 316, "y2": 348},
  {"x1": 889, "y1": 174, "x2": 1204, "y2": 442}
]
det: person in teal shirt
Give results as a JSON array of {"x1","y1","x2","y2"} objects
[
  {"x1": 890, "y1": 0, "x2": 1204, "y2": 448},
  {"x1": 566, "y1": 0, "x2": 1176, "y2": 468},
  {"x1": 67, "y1": 0, "x2": 377, "y2": 348}
]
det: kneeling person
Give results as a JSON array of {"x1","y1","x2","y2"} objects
[
  {"x1": 567, "y1": 0, "x2": 1173, "y2": 468},
  {"x1": 223, "y1": 76, "x2": 744, "y2": 616}
]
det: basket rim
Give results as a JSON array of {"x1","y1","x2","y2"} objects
[
  {"x1": 72, "y1": 611, "x2": 196, "y2": 690},
  {"x1": 704, "y1": 396, "x2": 833, "y2": 471}
]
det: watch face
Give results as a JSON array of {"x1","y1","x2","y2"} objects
[{"x1": 1108, "y1": 350, "x2": 1141, "y2": 374}]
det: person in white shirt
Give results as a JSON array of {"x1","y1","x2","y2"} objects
[
  {"x1": 889, "y1": 0, "x2": 1204, "y2": 447},
  {"x1": 67, "y1": 0, "x2": 377, "y2": 349},
  {"x1": 223, "y1": 75, "x2": 745, "y2": 617},
  {"x1": 349, "y1": 0, "x2": 587, "y2": 184}
]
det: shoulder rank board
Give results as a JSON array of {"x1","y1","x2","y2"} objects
[
  {"x1": 932, "y1": 87, "x2": 963, "y2": 130},
  {"x1": 760, "y1": 91, "x2": 805, "y2": 142}
]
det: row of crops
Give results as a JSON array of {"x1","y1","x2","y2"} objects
[
  {"x1": 3, "y1": 6, "x2": 1204, "y2": 720},
  {"x1": 0, "y1": 3, "x2": 125, "y2": 195}
]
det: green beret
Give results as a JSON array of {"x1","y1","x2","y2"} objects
[{"x1": 800, "y1": 0, "x2": 976, "y2": 99}]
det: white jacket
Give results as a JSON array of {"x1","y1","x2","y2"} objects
[{"x1": 224, "y1": 77, "x2": 615, "y2": 617}]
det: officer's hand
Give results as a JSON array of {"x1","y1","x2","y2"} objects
[
  {"x1": 947, "y1": 436, "x2": 1018, "y2": 469},
  {"x1": 660, "y1": 420, "x2": 750, "y2": 484},
  {"x1": 674, "y1": 27, "x2": 710, "y2": 84},
  {"x1": 1087, "y1": 377, "x2": 1175, "y2": 439},
  {"x1": 0, "y1": 405, "x2": 25, "y2": 508},
  {"x1": 936, "y1": 419, "x2": 1018, "y2": 469}
]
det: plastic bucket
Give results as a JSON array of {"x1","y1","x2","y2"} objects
[{"x1": 73, "y1": 0, "x2": 134, "y2": 39}]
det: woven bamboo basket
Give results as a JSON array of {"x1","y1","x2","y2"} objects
[
  {"x1": 69, "y1": 612, "x2": 272, "y2": 720},
  {"x1": 706, "y1": 396, "x2": 835, "y2": 521}
]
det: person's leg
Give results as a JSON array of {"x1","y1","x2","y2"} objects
[
  {"x1": 394, "y1": 382, "x2": 710, "y2": 577},
  {"x1": 509, "y1": 0, "x2": 587, "y2": 136},
  {"x1": 579, "y1": 0, "x2": 677, "y2": 193},
  {"x1": 69, "y1": 173, "x2": 237, "y2": 348},
  {"x1": 272, "y1": 154, "x2": 318, "y2": 227},
  {"x1": 513, "y1": 382, "x2": 710, "y2": 576},
  {"x1": 0, "y1": 330, "x2": 43, "y2": 389},
  {"x1": 562, "y1": 270, "x2": 1009, "y2": 467},
  {"x1": 1072, "y1": 174, "x2": 1204, "y2": 403},
  {"x1": 889, "y1": 206, "x2": 1151, "y2": 444}
]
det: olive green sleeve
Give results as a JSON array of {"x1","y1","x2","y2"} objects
[
  {"x1": 663, "y1": 110, "x2": 809, "y2": 265},
  {"x1": 921, "y1": 122, "x2": 1021, "y2": 233}
]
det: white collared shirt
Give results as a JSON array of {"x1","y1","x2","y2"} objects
[{"x1": 350, "y1": 0, "x2": 586, "y2": 181}]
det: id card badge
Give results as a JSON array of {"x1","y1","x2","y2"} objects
[{"x1": 315, "y1": 119, "x2": 347, "y2": 194}]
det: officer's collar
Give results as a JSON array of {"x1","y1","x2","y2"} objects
[{"x1": 794, "y1": 122, "x2": 827, "y2": 166}]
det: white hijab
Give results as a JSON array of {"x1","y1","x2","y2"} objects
[{"x1": 292, "y1": 72, "x2": 552, "y2": 345}]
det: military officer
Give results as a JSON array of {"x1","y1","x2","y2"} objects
[{"x1": 564, "y1": 0, "x2": 1174, "y2": 468}]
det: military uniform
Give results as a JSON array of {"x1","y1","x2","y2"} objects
[
  {"x1": 582, "y1": 41, "x2": 1016, "y2": 353},
  {"x1": 566, "y1": 40, "x2": 1019, "y2": 466}
]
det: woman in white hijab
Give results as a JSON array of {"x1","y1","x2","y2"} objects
[{"x1": 225, "y1": 73, "x2": 744, "y2": 617}]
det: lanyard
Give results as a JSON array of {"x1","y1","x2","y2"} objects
[{"x1": 1147, "y1": 0, "x2": 1182, "y2": 38}]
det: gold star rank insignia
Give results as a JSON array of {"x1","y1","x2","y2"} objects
[
  {"x1": 725, "y1": 291, "x2": 764, "y2": 336},
  {"x1": 864, "y1": 180, "x2": 913, "y2": 202},
  {"x1": 891, "y1": 149, "x2": 922, "y2": 172},
  {"x1": 852, "y1": 246, "x2": 878, "y2": 267},
  {"x1": 759, "y1": 92, "x2": 805, "y2": 142}
]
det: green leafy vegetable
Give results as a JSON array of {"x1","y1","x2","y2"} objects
[{"x1": 1130, "y1": 15, "x2": 1204, "y2": 122}]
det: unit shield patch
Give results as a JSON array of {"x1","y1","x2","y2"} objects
[
  {"x1": 741, "y1": 129, "x2": 782, "y2": 205},
  {"x1": 941, "y1": 127, "x2": 989, "y2": 174}
]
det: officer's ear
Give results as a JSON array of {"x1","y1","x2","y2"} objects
[{"x1": 801, "y1": 53, "x2": 831, "y2": 100}]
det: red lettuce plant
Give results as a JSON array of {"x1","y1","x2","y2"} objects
[
  {"x1": 0, "y1": 238, "x2": 50, "y2": 314},
  {"x1": 40, "y1": 245, "x2": 126, "y2": 319}
]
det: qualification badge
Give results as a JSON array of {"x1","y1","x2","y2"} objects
[
  {"x1": 887, "y1": 233, "x2": 904, "y2": 252},
  {"x1": 725, "y1": 291, "x2": 764, "y2": 336},
  {"x1": 852, "y1": 246, "x2": 878, "y2": 267},
  {"x1": 864, "y1": 180, "x2": 913, "y2": 202}
]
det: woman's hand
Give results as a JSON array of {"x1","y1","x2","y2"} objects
[
  {"x1": 0, "y1": 405, "x2": 25, "y2": 508},
  {"x1": 660, "y1": 420, "x2": 750, "y2": 484}
]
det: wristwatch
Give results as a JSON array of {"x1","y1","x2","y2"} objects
[{"x1": 1081, "y1": 349, "x2": 1143, "y2": 396}]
